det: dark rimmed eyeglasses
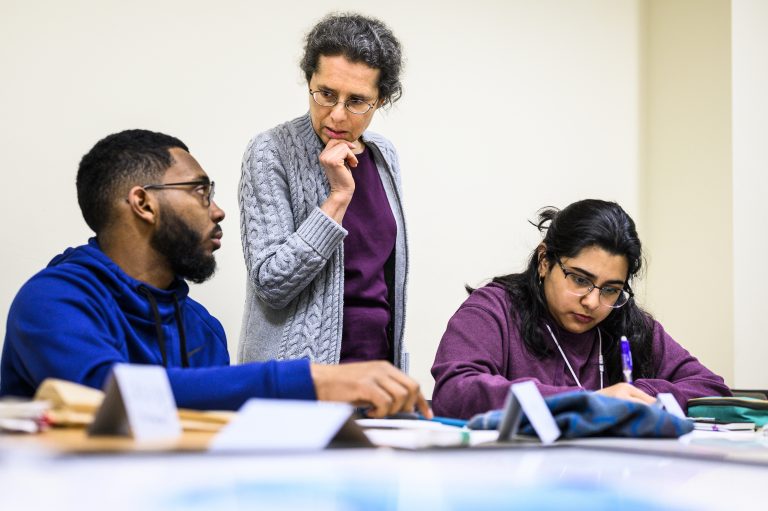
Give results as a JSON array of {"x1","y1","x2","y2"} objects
[
  {"x1": 556, "y1": 258, "x2": 633, "y2": 308},
  {"x1": 309, "y1": 89, "x2": 378, "y2": 115},
  {"x1": 142, "y1": 180, "x2": 215, "y2": 207}
]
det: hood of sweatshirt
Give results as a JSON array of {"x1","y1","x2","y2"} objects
[
  {"x1": 49, "y1": 237, "x2": 190, "y2": 305},
  {"x1": 46, "y1": 238, "x2": 200, "y2": 367}
]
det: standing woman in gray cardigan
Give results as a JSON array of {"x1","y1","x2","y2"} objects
[{"x1": 238, "y1": 13, "x2": 410, "y2": 372}]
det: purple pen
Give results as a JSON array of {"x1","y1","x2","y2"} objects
[{"x1": 620, "y1": 336, "x2": 633, "y2": 384}]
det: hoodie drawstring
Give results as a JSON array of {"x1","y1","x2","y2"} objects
[
  {"x1": 172, "y1": 294, "x2": 189, "y2": 368},
  {"x1": 138, "y1": 286, "x2": 189, "y2": 368}
]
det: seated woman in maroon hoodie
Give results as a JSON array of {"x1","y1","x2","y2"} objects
[{"x1": 431, "y1": 199, "x2": 730, "y2": 420}]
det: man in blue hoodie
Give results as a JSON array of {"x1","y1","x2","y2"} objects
[{"x1": 0, "y1": 129, "x2": 430, "y2": 417}]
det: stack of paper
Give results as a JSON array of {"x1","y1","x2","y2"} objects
[
  {"x1": 0, "y1": 400, "x2": 50, "y2": 433},
  {"x1": 356, "y1": 418, "x2": 498, "y2": 449},
  {"x1": 692, "y1": 418, "x2": 756, "y2": 432},
  {"x1": 35, "y1": 378, "x2": 103, "y2": 426},
  {"x1": 34, "y1": 378, "x2": 233, "y2": 432}
]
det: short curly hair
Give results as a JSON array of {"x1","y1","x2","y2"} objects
[
  {"x1": 76, "y1": 129, "x2": 188, "y2": 233},
  {"x1": 300, "y1": 12, "x2": 404, "y2": 106}
]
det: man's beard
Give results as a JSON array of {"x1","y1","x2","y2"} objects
[{"x1": 150, "y1": 208, "x2": 218, "y2": 284}]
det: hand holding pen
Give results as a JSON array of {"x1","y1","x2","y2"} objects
[
  {"x1": 596, "y1": 335, "x2": 655, "y2": 405},
  {"x1": 620, "y1": 335, "x2": 634, "y2": 384}
]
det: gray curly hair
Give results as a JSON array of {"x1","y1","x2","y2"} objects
[{"x1": 300, "y1": 13, "x2": 403, "y2": 106}]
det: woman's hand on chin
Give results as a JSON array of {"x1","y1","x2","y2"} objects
[{"x1": 319, "y1": 139, "x2": 357, "y2": 223}]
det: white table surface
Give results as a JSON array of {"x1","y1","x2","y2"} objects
[{"x1": 2, "y1": 435, "x2": 767, "y2": 511}]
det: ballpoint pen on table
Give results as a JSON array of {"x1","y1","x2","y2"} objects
[
  {"x1": 620, "y1": 335, "x2": 633, "y2": 384},
  {"x1": 385, "y1": 411, "x2": 468, "y2": 428}
]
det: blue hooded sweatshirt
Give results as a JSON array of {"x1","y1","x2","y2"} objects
[{"x1": 0, "y1": 238, "x2": 315, "y2": 410}]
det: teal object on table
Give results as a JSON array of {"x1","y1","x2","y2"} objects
[{"x1": 687, "y1": 396, "x2": 768, "y2": 427}]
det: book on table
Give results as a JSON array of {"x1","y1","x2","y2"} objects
[{"x1": 691, "y1": 418, "x2": 756, "y2": 432}]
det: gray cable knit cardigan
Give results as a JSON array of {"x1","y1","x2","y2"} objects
[{"x1": 237, "y1": 113, "x2": 409, "y2": 371}]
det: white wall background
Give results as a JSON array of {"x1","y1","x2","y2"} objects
[
  {"x1": 732, "y1": 0, "x2": 768, "y2": 388},
  {"x1": 0, "y1": 0, "x2": 691, "y2": 399},
  {"x1": 641, "y1": 0, "x2": 734, "y2": 384}
]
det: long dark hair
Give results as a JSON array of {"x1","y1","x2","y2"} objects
[{"x1": 492, "y1": 199, "x2": 655, "y2": 383}]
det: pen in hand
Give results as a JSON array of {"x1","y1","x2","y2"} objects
[{"x1": 620, "y1": 335, "x2": 633, "y2": 384}]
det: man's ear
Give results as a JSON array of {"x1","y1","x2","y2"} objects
[
  {"x1": 125, "y1": 186, "x2": 158, "y2": 225},
  {"x1": 536, "y1": 243, "x2": 548, "y2": 278}
]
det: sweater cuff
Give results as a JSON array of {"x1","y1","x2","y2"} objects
[
  {"x1": 296, "y1": 207, "x2": 347, "y2": 259},
  {"x1": 275, "y1": 359, "x2": 317, "y2": 400}
]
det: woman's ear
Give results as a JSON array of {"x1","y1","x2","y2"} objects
[
  {"x1": 125, "y1": 186, "x2": 158, "y2": 225},
  {"x1": 536, "y1": 243, "x2": 548, "y2": 278}
]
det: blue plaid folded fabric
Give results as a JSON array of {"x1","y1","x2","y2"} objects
[{"x1": 467, "y1": 391, "x2": 694, "y2": 439}]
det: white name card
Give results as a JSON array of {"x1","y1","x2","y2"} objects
[
  {"x1": 210, "y1": 399, "x2": 366, "y2": 452},
  {"x1": 498, "y1": 381, "x2": 561, "y2": 445},
  {"x1": 88, "y1": 364, "x2": 181, "y2": 441},
  {"x1": 657, "y1": 393, "x2": 686, "y2": 418}
]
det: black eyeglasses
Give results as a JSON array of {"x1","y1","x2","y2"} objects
[
  {"x1": 309, "y1": 89, "x2": 378, "y2": 115},
  {"x1": 556, "y1": 258, "x2": 633, "y2": 308},
  {"x1": 142, "y1": 180, "x2": 215, "y2": 207}
]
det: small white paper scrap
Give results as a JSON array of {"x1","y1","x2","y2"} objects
[
  {"x1": 210, "y1": 399, "x2": 353, "y2": 452},
  {"x1": 88, "y1": 364, "x2": 181, "y2": 441},
  {"x1": 656, "y1": 393, "x2": 686, "y2": 418},
  {"x1": 511, "y1": 381, "x2": 561, "y2": 444}
]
